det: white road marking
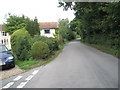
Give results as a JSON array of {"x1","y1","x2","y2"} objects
[
  {"x1": 13, "y1": 76, "x2": 22, "y2": 81},
  {"x1": 32, "y1": 70, "x2": 39, "y2": 75},
  {"x1": 25, "y1": 75, "x2": 34, "y2": 81},
  {"x1": 1, "y1": 70, "x2": 39, "y2": 89},
  {"x1": 2, "y1": 82, "x2": 14, "y2": 88},
  {"x1": 17, "y1": 81, "x2": 28, "y2": 88}
]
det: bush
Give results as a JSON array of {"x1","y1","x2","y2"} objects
[
  {"x1": 43, "y1": 37, "x2": 59, "y2": 52},
  {"x1": 11, "y1": 28, "x2": 31, "y2": 60},
  {"x1": 31, "y1": 41, "x2": 50, "y2": 59},
  {"x1": 31, "y1": 35, "x2": 59, "y2": 53},
  {"x1": 50, "y1": 38, "x2": 59, "y2": 51}
]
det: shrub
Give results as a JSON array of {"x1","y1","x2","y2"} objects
[
  {"x1": 30, "y1": 35, "x2": 47, "y2": 45},
  {"x1": 41, "y1": 37, "x2": 59, "y2": 53},
  {"x1": 43, "y1": 38, "x2": 54, "y2": 52},
  {"x1": 11, "y1": 28, "x2": 31, "y2": 60},
  {"x1": 50, "y1": 38, "x2": 59, "y2": 51},
  {"x1": 31, "y1": 41, "x2": 50, "y2": 59},
  {"x1": 32, "y1": 35, "x2": 59, "y2": 53}
]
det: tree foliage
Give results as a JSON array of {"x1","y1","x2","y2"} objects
[
  {"x1": 25, "y1": 18, "x2": 40, "y2": 36},
  {"x1": 5, "y1": 13, "x2": 29, "y2": 35},
  {"x1": 59, "y1": 2, "x2": 120, "y2": 55},
  {"x1": 5, "y1": 14, "x2": 40, "y2": 36},
  {"x1": 58, "y1": 18, "x2": 75, "y2": 41}
]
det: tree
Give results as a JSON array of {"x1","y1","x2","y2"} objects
[
  {"x1": 25, "y1": 17, "x2": 40, "y2": 36},
  {"x1": 58, "y1": 18, "x2": 75, "y2": 41},
  {"x1": 5, "y1": 14, "x2": 40, "y2": 36},
  {"x1": 70, "y1": 18, "x2": 80, "y2": 35},
  {"x1": 5, "y1": 13, "x2": 29, "y2": 35},
  {"x1": 59, "y1": 2, "x2": 120, "y2": 57}
]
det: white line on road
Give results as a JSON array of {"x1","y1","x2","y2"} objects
[
  {"x1": 13, "y1": 76, "x2": 23, "y2": 81},
  {"x1": 2, "y1": 70, "x2": 39, "y2": 88},
  {"x1": 25, "y1": 75, "x2": 34, "y2": 81},
  {"x1": 32, "y1": 70, "x2": 39, "y2": 75},
  {"x1": 2, "y1": 82, "x2": 14, "y2": 89},
  {"x1": 17, "y1": 81, "x2": 28, "y2": 88}
]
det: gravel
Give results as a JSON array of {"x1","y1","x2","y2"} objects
[{"x1": 0, "y1": 65, "x2": 24, "y2": 80}]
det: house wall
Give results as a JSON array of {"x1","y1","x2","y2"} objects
[
  {"x1": 40, "y1": 29, "x2": 55, "y2": 38},
  {"x1": 0, "y1": 31, "x2": 11, "y2": 49}
]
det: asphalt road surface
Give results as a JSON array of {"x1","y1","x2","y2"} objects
[{"x1": 0, "y1": 40, "x2": 118, "y2": 88}]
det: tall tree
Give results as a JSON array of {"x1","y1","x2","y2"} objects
[
  {"x1": 25, "y1": 17, "x2": 40, "y2": 36},
  {"x1": 5, "y1": 13, "x2": 29, "y2": 35},
  {"x1": 5, "y1": 14, "x2": 40, "y2": 36},
  {"x1": 58, "y1": 18, "x2": 75, "y2": 41},
  {"x1": 59, "y1": 2, "x2": 120, "y2": 49}
]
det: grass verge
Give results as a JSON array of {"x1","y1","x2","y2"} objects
[
  {"x1": 81, "y1": 41, "x2": 119, "y2": 58},
  {"x1": 15, "y1": 44, "x2": 64, "y2": 70}
]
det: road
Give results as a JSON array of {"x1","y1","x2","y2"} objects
[{"x1": 0, "y1": 40, "x2": 118, "y2": 88}]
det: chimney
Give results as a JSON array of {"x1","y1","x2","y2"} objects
[{"x1": 34, "y1": 16, "x2": 38, "y2": 22}]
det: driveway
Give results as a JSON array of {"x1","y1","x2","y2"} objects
[
  {"x1": 0, "y1": 40, "x2": 118, "y2": 88},
  {"x1": 0, "y1": 65, "x2": 24, "y2": 80}
]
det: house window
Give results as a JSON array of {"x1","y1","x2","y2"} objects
[
  {"x1": 2, "y1": 40, "x2": 3, "y2": 44},
  {"x1": 2, "y1": 32, "x2": 7, "y2": 36},
  {"x1": 44, "y1": 29, "x2": 50, "y2": 34},
  {"x1": 4, "y1": 32, "x2": 7, "y2": 36},
  {"x1": 4, "y1": 39, "x2": 6, "y2": 44}
]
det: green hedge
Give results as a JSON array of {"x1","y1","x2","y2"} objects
[
  {"x1": 31, "y1": 36, "x2": 59, "y2": 53},
  {"x1": 11, "y1": 28, "x2": 31, "y2": 60},
  {"x1": 11, "y1": 31, "x2": 60, "y2": 61},
  {"x1": 31, "y1": 41, "x2": 50, "y2": 59}
]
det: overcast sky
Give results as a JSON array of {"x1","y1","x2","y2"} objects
[{"x1": 0, "y1": 0, "x2": 75, "y2": 24}]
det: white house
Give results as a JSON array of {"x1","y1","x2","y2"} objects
[
  {"x1": 39, "y1": 22, "x2": 58, "y2": 38},
  {"x1": 0, "y1": 25, "x2": 11, "y2": 49}
]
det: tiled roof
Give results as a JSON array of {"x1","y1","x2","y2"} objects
[{"x1": 39, "y1": 22, "x2": 58, "y2": 29}]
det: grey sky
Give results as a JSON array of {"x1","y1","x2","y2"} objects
[{"x1": 0, "y1": 0, "x2": 75, "y2": 24}]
